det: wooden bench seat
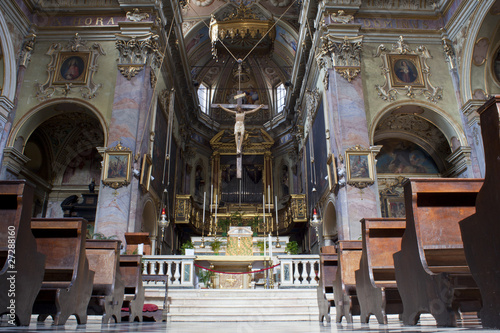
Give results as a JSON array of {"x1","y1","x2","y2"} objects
[
  {"x1": 0, "y1": 181, "x2": 45, "y2": 326},
  {"x1": 86, "y1": 240, "x2": 124, "y2": 324},
  {"x1": 393, "y1": 179, "x2": 483, "y2": 327},
  {"x1": 31, "y1": 218, "x2": 95, "y2": 325},
  {"x1": 333, "y1": 240, "x2": 362, "y2": 323},
  {"x1": 460, "y1": 96, "x2": 500, "y2": 329},
  {"x1": 317, "y1": 245, "x2": 337, "y2": 323},
  {"x1": 355, "y1": 218, "x2": 405, "y2": 324},
  {"x1": 142, "y1": 274, "x2": 169, "y2": 322},
  {"x1": 120, "y1": 255, "x2": 144, "y2": 322}
]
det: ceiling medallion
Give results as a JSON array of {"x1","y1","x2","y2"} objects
[{"x1": 209, "y1": 4, "x2": 276, "y2": 59}]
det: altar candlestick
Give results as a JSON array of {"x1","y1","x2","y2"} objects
[
  {"x1": 267, "y1": 185, "x2": 271, "y2": 211},
  {"x1": 202, "y1": 192, "x2": 206, "y2": 224},
  {"x1": 275, "y1": 195, "x2": 278, "y2": 229},
  {"x1": 210, "y1": 184, "x2": 213, "y2": 209},
  {"x1": 215, "y1": 194, "x2": 218, "y2": 233},
  {"x1": 263, "y1": 195, "x2": 266, "y2": 256}
]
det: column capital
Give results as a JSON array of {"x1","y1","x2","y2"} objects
[
  {"x1": 316, "y1": 35, "x2": 363, "y2": 83},
  {"x1": 115, "y1": 33, "x2": 163, "y2": 80}
]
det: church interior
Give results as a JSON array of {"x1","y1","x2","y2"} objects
[{"x1": 1, "y1": 0, "x2": 500, "y2": 330}]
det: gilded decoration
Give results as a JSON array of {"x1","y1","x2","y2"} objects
[
  {"x1": 35, "y1": 33, "x2": 105, "y2": 100},
  {"x1": 374, "y1": 36, "x2": 442, "y2": 103},
  {"x1": 101, "y1": 143, "x2": 132, "y2": 189},
  {"x1": 379, "y1": 176, "x2": 407, "y2": 218},
  {"x1": 316, "y1": 35, "x2": 363, "y2": 83},
  {"x1": 345, "y1": 145, "x2": 375, "y2": 189},
  {"x1": 210, "y1": 129, "x2": 274, "y2": 155},
  {"x1": 115, "y1": 33, "x2": 164, "y2": 80},
  {"x1": 175, "y1": 195, "x2": 193, "y2": 223},
  {"x1": 290, "y1": 194, "x2": 307, "y2": 222}
]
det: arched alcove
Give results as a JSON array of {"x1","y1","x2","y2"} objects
[{"x1": 322, "y1": 200, "x2": 338, "y2": 247}]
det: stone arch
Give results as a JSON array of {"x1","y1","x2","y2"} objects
[
  {"x1": 0, "y1": 10, "x2": 18, "y2": 117},
  {"x1": 459, "y1": 0, "x2": 499, "y2": 103},
  {"x1": 142, "y1": 198, "x2": 157, "y2": 237},
  {"x1": 322, "y1": 198, "x2": 338, "y2": 247},
  {"x1": 7, "y1": 100, "x2": 106, "y2": 219},
  {"x1": 370, "y1": 101, "x2": 468, "y2": 176}
]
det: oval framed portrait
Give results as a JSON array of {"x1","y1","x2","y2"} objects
[
  {"x1": 60, "y1": 56, "x2": 84, "y2": 81},
  {"x1": 52, "y1": 52, "x2": 90, "y2": 85}
]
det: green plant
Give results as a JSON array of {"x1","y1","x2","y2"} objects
[
  {"x1": 285, "y1": 241, "x2": 299, "y2": 254},
  {"x1": 180, "y1": 240, "x2": 194, "y2": 254},
  {"x1": 198, "y1": 269, "x2": 214, "y2": 288},
  {"x1": 218, "y1": 218, "x2": 230, "y2": 237},
  {"x1": 210, "y1": 238, "x2": 222, "y2": 254},
  {"x1": 256, "y1": 240, "x2": 265, "y2": 254},
  {"x1": 250, "y1": 216, "x2": 262, "y2": 236}
]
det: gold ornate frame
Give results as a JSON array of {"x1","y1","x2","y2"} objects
[
  {"x1": 374, "y1": 36, "x2": 442, "y2": 103},
  {"x1": 36, "y1": 33, "x2": 105, "y2": 100},
  {"x1": 345, "y1": 146, "x2": 374, "y2": 188},
  {"x1": 327, "y1": 153, "x2": 338, "y2": 191},
  {"x1": 140, "y1": 153, "x2": 152, "y2": 192},
  {"x1": 102, "y1": 143, "x2": 132, "y2": 189},
  {"x1": 51, "y1": 51, "x2": 91, "y2": 85}
]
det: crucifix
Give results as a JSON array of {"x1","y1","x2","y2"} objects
[{"x1": 212, "y1": 61, "x2": 268, "y2": 179}]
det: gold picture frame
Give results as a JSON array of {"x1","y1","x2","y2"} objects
[
  {"x1": 388, "y1": 54, "x2": 425, "y2": 88},
  {"x1": 140, "y1": 153, "x2": 152, "y2": 192},
  {"x1": 102, "y1": 143, "x2": 132, "y2": 189},
  {"x1": 327, "y1": 154, "x2": 337, "y2": 191},
  {"x1": 345, "y1": 147, "x2": 374, "y2": 188},
  {"x1": 51, "y1": 51, "x2": 91, "y2": 85},
  {"x1": 385, "y1": 195, "x2": 405, "y2": 218}
]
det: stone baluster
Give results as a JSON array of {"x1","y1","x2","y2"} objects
[
  {"x1": 293, "y1": 260, "x2": 301, "y2": 285},
  {"x1": 310, "y1": 260, "x2": 318, "y2": 285},
  {"x1": 157, "y1": 259, "x2": 164, "y2": 275},
  {"x1": 142, "y1": 261, "x2": 149, "y2": 275},
  {"x1": 174, "y1": 261, "x2": 181, "y2": 285}
]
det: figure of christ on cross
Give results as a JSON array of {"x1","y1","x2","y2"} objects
[{"x1": 218, "y1": 103, "x2": 264, "y2": 155}]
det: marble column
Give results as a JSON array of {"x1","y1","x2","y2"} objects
[
  {"x1": 95, "y1": 33, "x2": 160, "y2": 243},
  {"x1": 319, "y1": 35, "x2": 379, "y2": 240}
]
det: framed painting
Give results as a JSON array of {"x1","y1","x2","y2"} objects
[
  {"x1": 327, "y1": 153, "x2": 337, "y2": 191},
  {"x1": 102, "y1": 143, "x2": 132, "y2": 189},
  {"x1": 345, "y1": 147, "x2": 375, "y2": 188},
  {"x1": 388, "y1": 54, "x2": 425, "y2": 88},
  {"x1": 385, "y1": 195, "x2": 406, "y2": 218},
  {"x1": 140, "y1": 153, "x2": 152, "y2": 192},
  {"x1": 51, "y1": 52, "x2": 91, "y2": 85}
]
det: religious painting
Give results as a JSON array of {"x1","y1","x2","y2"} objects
[
  {"x1": 345, "y1": 148, "x2": 374, "y2": 186},
  {"x1": 327, "y1": 154, "x2": 337, "y2": 191},
  {"x1": 388, "y1": 54, "x2": 425, "y2": 88},
  {"x1": 52, "y1": 52, "x2": 90, "y2": 85},
  {"x1": 385, "y1": 195, "x2": 406, "y2": 218},
  {"x1": 102, "y1": 144, "x2": 132, "y2": 189},
  {"x1": 375, "y1": 139, "x2": 439, "y2": 174},
  {"x1": 493, "y1": 45, "x2": 500, "y2": 85},
  {"x1": 140, "y1": 153, "x2": 152, "y2": 192}
]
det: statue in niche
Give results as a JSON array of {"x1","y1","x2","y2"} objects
[
  {"x1": 281, "y1": 165, "x2": 289, "y2": 196},
  {"x1": 194, "y1": 165, "x2": 204, "y2": 196}
]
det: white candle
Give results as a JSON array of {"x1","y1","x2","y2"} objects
[
  {"x1": 275, "y1": 195, "x2": 278, "y2": 227},
  {"x1": 269, "y1": 233, "x2": 272, "y2": 258},
  {"x1": 210, "y1": 184, "x2": 213, "y2": 210},
  {"x1": 263, "y1": 195, "x2": 266, "y2": 256},
  {"x1": 215, "y1": 194, "x2": 218, "y2": 225},
  {"x1": 267, "y1": 185, "x2": 271, "y2": 212},
  {"x1": 202, "y1": 192, "x2": 206, "y2": 224}
]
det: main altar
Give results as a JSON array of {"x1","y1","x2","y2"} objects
[{"x1": 195, "y1": 226, "x2": 273, "y2": 289}]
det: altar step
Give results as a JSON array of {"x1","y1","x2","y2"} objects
[{"x1": 166, "y1": 289, "x2": 320, "y2": 322}]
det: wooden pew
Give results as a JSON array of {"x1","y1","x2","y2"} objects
[
  {"x1": 355, "y1": 218, "x2": 405, "y2": 324},
  {"x1": 317, "y1": 245, "x2": 337, "y2": 323},
  {"x1": 333, "y1": 240, "x2": 362, "y2": 323},
  {"x1": 86, "y1": 239, "x2": 125, "y2": 324},
  {"x1": 460, "y1": 95, "x2": 500, "y2": 329},
  {"x1": 120, "y1": 254, "x2": 144, "y2": 322},
  {"x1": 393, "y1": 179, "x2": 483, "y2": 327},
  {"x1": 31, "y1": 218, "x2": 95, "y2": 325},
  {"x1": 142, "y1": 274, "x2": 169, "y2": 322},
  {"x1": 0, "y1": 181, "x2": 45, "y2": 326}
]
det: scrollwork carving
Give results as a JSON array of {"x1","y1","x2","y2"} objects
[
  {"x1": 374, "y1": 36, "x2": 442, "y2": 103},
  {"x1": 317, "y1": 35, "x2": 363, "y2": 83},
  {"x1": 115, "y1": 33, "x2": 164, "y2": 80},
  {"x1": 35, "y1": 33, "x2": 105, "y2": 101},
  {"x1": 19, "y1": 33, "x2": 36, "y2": 68}
]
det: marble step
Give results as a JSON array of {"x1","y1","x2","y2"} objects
[{"x1": 167, "y1": 313, "x2": 318, "y2": 322}]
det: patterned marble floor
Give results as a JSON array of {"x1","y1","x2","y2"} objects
[{"x1": 1, "y1": 314, "x2": 499, "y2": 333}]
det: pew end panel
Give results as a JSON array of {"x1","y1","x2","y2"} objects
[
  {"x1": 460, "y1": 96, "x2": 500, "y2": 329},
  {"x1": 0, "y1": 181, "x2": 45, "y2": 326},
  {"x1": 355, "y1": 218, "x2": 405, "y2": 324},
  {"x1": 31, "y1": 218, "x2": 94, "y2": 326},
  {"x1": 86, "y1": 239, "x2": 124, "y2": 324},
  {"x1": 120, "y1": 255, "x2": 145, "y2": 322},
  {"x1": 317, "y1": 246, "x2": 337, "y2": 323},
  {"x1": 394, "y1": 179, "x2": 483, "y2": 327},
  {"x1": 333, "y1": 240, "x2": 362, "y2": 324}
]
